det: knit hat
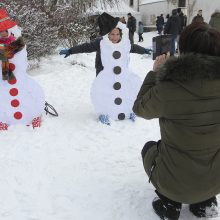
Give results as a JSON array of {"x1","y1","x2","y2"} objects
[
  {"x1": 97, "y1": 12, "x2": 120, "y2": 36},
  {"x1": 0, "y1": 9, "x2": 17, "y2": 32}
]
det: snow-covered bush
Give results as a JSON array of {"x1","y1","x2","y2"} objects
[
  {"x1": 0, "y1": 0, "x2": 118, "y2": 59},
  {"x1": 0, "y1": 0, "x2": 59, "y2": 60}
]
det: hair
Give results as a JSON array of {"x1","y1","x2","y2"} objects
[
  {"x1": 127, "y1": 13, "x2": 131, "y2": 16},
  {"x1": 179, "y1": 22, "x2": 220, "y2": 56},
  {"x1": 118, "y1": 28, "x2": 122, "y2": 37},
  {"x1": 109, "y1": 27, "x2": 122, "y2": 38},
  {"x1": 120, "y1": 16, "x2": 126, "y2": 24},
  {"x1": 177, "y1": 8, "x2": 182, "y2": 14},
  {"x1": 172, "y1": 9, "x2": 177, "y2": 16}
]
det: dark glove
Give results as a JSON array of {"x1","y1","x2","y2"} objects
[
  {"x1": 144, "y1": 48, "x2": 153, "y2": 55},
  {"x1": 59, "y1": 49, "x2": 70, "y2": 58}
]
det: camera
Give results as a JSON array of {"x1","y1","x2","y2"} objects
[{"x1": 152, "y1": 35, "x2": 172, "y2": 60}]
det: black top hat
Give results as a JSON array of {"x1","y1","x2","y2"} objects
[{"x1": 97, "y1": 12, "x2": 120, "y2": 36}]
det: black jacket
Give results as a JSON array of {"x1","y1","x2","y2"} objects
[
  {"x1": 156, "y1": 16, "x2": 164, "y2": 28},
  {"x1": 69, "y1": 37, "x2": 146, "y2": 76},
  {"x1": 127, "y1": 16, "x2": 137, "y2": 33},
  {"x1": 179, "y1": 12, "x2": 187, "y2": 32},
  {"x1": 192, "y1": 15, "x2": 204, "y2": 23},
  {"x1": 164, "y1": 15, "x2": 181, "y2": 35}
]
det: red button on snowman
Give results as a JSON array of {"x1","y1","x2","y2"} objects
[{"x1": 0, "y1": 9, "x2": 45, "y2": 130}]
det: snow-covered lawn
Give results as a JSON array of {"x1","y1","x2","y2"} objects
[{"x1": 0, "y1": 32, "x2": 219, "y2": 220}]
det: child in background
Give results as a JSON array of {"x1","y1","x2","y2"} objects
[
  {"x1": 0, "y1": 30, "x2": 15, "y2": 45},
  {"x1": 138, "y1": 21, "x2": 144, "y2": 42}
]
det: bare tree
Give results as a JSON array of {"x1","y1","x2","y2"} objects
[{"x1": 0, "y1": 0, "x2": 59, "y2": 60}]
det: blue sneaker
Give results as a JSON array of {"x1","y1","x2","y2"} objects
[
  {"x1": 129, "y1": 113, "x2": 136, "y2": 122},
  {"x1": 99, "y1": 115, "x2": 110, "y2": 125}
]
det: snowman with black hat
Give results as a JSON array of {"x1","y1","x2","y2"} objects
[{"x1": 60, "y1": 12, "x2": 152, "y2": 125}]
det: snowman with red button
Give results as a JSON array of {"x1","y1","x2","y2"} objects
[{"x1": 0, "y1": 9, "x2": 45, "y2": 130}]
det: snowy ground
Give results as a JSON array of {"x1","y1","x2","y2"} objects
[{"x1": 0, "y1": 32, "x2": 219, "y2": 220}]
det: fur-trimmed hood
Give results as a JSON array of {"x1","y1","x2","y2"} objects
[
  {"x1": 157, "y1": 54, "x2": 220, "y2": 82},
  {"x1": 211, "y1": 12, "x2": 220, "y2": 18}
]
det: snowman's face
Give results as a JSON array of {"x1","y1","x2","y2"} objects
[{"x1": 108, "y1": 28, "x2": 121, "y2": 44}]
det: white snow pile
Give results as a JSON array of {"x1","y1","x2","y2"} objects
[{"x1": 0, "y1": 32, "x2": 219, "y2": 220}]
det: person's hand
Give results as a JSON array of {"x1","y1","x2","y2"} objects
[
  {"x1": 59, "y1": 49, "x2": 70, "y2": 58},
  {"x1": 144, "y1": 48, "x2": 152, "y2": 55},
  {"x1": 153, "y1": 52, "x2": 170, "y2": 72}
]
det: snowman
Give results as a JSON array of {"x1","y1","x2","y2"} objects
[
  {"x1": 90, "y1": 17, "x2": 142, "y2": 124},
  {"x1": 0, "y1": 9, "x2": 45, "y2": 130}
]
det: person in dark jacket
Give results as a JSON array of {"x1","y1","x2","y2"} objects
[
  {"x1": 209, "y1": 10, "x2": 220, "y2": 31},
  {"x1": 165, "y1": 14, "x2": 170, "y2": 22},
  {"x1": 60, "y1": 13, "x2": 152, "y2": 125},
  {"x1": 177, "y1": 8, "x2": 187, "y2": 33},
  {"x1": 164, "y1": 9, "x2": 181, "y2": 55},
  {"x1": 192, "y1": 9, "x2": 204, "y2": 23},
  {"x1": 133, "y1": 22, "x2": 220, "y2": 220},
  {"x1": 156, "y1": 14, "x2": 164, "y2": 35},
  {"x1": 59, "y1": 27, "x2": 151, "y2": 76},
  {"x1": 127, "y1": 12, "x2": 136, "y2": 44},
  {"x1": 60, "y1": 33, "x2": 149, "y2": 76}
]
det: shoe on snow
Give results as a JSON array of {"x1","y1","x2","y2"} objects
[
  {"x1": 152, "y1": 197, "x2": 181, "y2": 220},
  {"x1": 98, "y1": 114, "x2": 110, "y2": 125},
  {"x1": 129, "y1": 112, "x2": 136, "y2": 122},
  {"x1": 189, "y1": 196, "x2": 218, "y2": 218}
]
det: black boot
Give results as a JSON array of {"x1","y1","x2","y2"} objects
[
  {"x1": 189, "y1": 196, "x2": 218, "y2": 218},
  {"x1": 152, "y1": 191, "x2": 182, "y2": 220}
]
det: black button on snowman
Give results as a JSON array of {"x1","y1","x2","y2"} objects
[{"x1": 112, "y1": 51, "x2": 124, "y2": 120}]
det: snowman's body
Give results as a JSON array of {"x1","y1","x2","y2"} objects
[
  {"x1": 91, "y1": 23, "x2": 142, "y2": 120},
  {"x1": 0, "y1": 46, "x2": 45, "y2": 125}
]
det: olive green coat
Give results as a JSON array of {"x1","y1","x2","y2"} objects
[
  {"x1": 209, "y1": 12, "x2": 220, "y2": 31},
  {"x1": 133, "y1": 54, "x2": 220, "y2": 203}
]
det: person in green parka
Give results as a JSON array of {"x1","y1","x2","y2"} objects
[
  {"x1": 209, "y1": 10, "x2": 220, "y2": 31},
  {"x1": 133, "y1": 22, "x2": 220, "y2": 220}
]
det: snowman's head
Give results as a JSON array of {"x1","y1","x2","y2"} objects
[{"x1": 108, "y1": 28, "x2": 122, "y2": 44}]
